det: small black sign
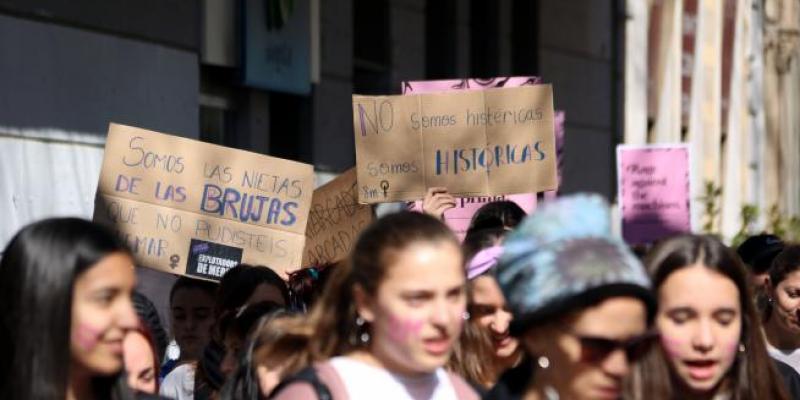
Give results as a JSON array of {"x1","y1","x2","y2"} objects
[{"x1": 186, "y1": 239, "x2": 243, "y2": 281}]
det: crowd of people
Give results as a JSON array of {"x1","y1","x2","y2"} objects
[{"x1": 2, "y1": 191, "x2": 800, "y2": 400}]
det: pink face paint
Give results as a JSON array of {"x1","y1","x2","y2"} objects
[
  {"x1": 721, "y1": 340, "x2": 740, "y2": 362},
  {"x1": 660, "y1": 336, "x2": 685, "y2": 359},
  {"x1": 73, "y1": 323, "x2": 103, "y2": 351},
  {"x1": 385, "y1": 314, "x2": 424, "y2": 344}
]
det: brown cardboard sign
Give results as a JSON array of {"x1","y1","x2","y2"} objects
[
  {"x1": 93, "y1": 123, "x2": 315, "y2": 279},
  {"x1": 352, "y1": 85, "x2": 557, "y2": 203},
  {"x1": 302, "y1": 168, "x2": 372, "y2": 266}
]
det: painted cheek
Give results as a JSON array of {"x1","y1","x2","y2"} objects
[
  {"x1": 721, "y1": 341, "x2": 740, "y2": 363},
  {"x1": 74, "y1": 323, "x2": 103, "y2": 351},
  {"x1": 660, "y1": 336, "x2": 685, "y2": 359},
  {"x1": 386, "y1": 314, "x2": 424, "y2": 344}
]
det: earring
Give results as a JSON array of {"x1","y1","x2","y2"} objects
[
  {"x1": 462, "y1": 311, "x2": 470, "y2": 320},
  {"x1": 352, "y1": 316, "x2": 370, "y2": 345},
  {"x1": 537, "y1": 356, "x2": 551, "y2": 369},
  {"x1": 739, "y1": 343, "x2": 746, "y2": 353}
]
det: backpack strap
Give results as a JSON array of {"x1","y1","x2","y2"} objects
[{"x1": 271, "y1": 366, "x2": 333, "y2": 400}]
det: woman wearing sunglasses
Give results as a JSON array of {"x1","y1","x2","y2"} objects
[
  {"x1": 632, "y1": 234, "x2": 791, "y2": 399},
  {"x1": 486, "y1": 194, "x2": 657, "y2": 400}
]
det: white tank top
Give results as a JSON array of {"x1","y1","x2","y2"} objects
[{"x1": 329, "y1": 356, "x2": 458, "y2": 400}]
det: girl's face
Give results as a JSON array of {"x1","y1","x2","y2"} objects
[
  {"x1": 70, "y1": 252, "x2": 138, "y2": 376},
  {"x1": 359, "y1": 240, "x2": 466, "y2": 375},
  {"x1": 657, "y1": 265, "x2": 742, "y2": 394},
  {"x1": 769, "y1": 269, "x2": 800, "y2": 337},
  {"x1": 123, "y1": 330, "x2": 157, "y2": 394},
  {"x1": 170, "y1": 287, "x2": 215, "y2": 361},
  {"x1": 524, "y1": 297, "x2": 648, "y2": 400},
  {"x1": 470, "y1": 275, "x2": 520, "y2": 363}
]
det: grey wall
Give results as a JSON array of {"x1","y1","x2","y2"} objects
[
  {"x1": 0, "y1": 0, "x2": 199, "y2": 50},
  {"x1": 0, "y1": 14, "x2": 199, "y2": 138},
  {"x1": 312, "y1": 0, "x2": 430, "y2": 172},
  {"x1": 539, "y1": 0, "x2": 618, "y2": 199},
  {"x1": 311, "y1": 0, "x2": 355, "y2": 171}
]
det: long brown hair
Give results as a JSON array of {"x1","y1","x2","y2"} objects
[
  {"x1": 447, "y1": 316, "x2": 495, "y2": 388},
  {"x1": 632, "y1": 234, "x2": 789, "y2": 400},
  {"x1": 306, "y1": 211, "x2": 460, "y2": 359}
]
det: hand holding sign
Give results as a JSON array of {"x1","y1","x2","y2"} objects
[{"x1": 421, "y1": 187, "x2": 456, "y2": 221}]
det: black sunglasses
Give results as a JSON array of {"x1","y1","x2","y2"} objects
[{"x1": 560, "y1": 328, "x2": 659, "y2": 364}]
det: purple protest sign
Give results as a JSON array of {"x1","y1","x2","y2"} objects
[{"x1": 617, "y1": 144, "x2": 691, "y2": 245}]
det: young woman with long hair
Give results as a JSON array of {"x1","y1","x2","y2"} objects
[
  {"x1": 762, "y1": 244, "x2": 800, "y2": 374},
  {"x1": 219, "y1": 312, "x2": 312, "y2": 399},
  {"x1": 0, "y1": 217, "x2": 139, "y2": 399},
  {"x1": 632, "y1": 234, "x2": 791, "y2": 399},
  {"x1": 272, "y1": 211, "x2": 478, "y2": 399},
  {"x1": 449, "y1": 222, "x2": 522, "y2": 390}
]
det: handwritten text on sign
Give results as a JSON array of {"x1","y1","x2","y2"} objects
[
  {"x1": 401, "y1": 77, "x2": 540, "y2": 240},
  {"x1": 617, "y1": 144, "x2": 691, "y2": 245},
  {"x1": 303, "y1": 168, "x2": 373, "y2": 266},
  {"x1": 93, "y1": 123, "x2": 315, "y2": 279},
  {"x1": 352, "y1": 85, "x2": 557, "y2": 203}
]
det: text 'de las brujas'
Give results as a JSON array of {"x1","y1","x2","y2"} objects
[{"x1": 93, "y1": 123, "x2": 315, "y2": 279}]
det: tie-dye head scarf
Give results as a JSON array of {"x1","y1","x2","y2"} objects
[{"x1": 496, "y1": 193, "x2": 655, "y2": 335}]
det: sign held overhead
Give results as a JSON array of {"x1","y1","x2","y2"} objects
[
  {"x1": 353, "y1": 85, "x2": 558, "y2": 203},
  {"x1": 93, "y1": 123, "x2": 315, "y2": 280},
  {"x1": 303, "y1": 168, "x2": 373, "y2": 266}
]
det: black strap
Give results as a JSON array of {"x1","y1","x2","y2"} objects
[{"x1": 270, "y1": 366, "x2": 333, "y2": 400}]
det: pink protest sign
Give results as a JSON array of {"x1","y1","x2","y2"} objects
[
  {"x1": 408, "y1": 195, "x2": 536, "y2": 241},
  {"x1": 401, "y1": 76, "x2": 543, "y2": 94},
  {"x1": 617, "y1": 144, "x2": 691, "y2": 245},
  {"x1": 402, "y1": 77, "x2": 540, "y2": 239}
]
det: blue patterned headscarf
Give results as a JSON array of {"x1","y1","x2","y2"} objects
[{"x1": 496, "y1": 194, "x2": 655, "y2": 334}]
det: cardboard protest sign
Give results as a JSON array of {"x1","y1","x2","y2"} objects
[
  {"x1": 617, "y1": 144, "x2": 691, "y2": 245},
  {"x1": 303, "y1": 168, "x2": 373, "y2": 266},
  {"x1": 353, "y1": 85, "x2": 557, "y2": 203},
  {"x1": 93, "y1": 123, "x2": 315, "y2": 280},
  {"x1": 402, "y1": 77, "x2": 566, "y2": 202},
  {"x1": 401, "y1": 77, "x2": 539, "y2": 239}
]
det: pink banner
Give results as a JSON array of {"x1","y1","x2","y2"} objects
[
  {"x1": 403, "y1": 77, "x2": 542, "y2": 240},
  {"x1": 408, "y1": 195, "x2": 536, "y2": 241},
  {"x1": 401, "y1": 77, "x2": 543, "y2": 94},
  {"x1": 617, "y1": 144, "x2": 691, "y2": 245}
]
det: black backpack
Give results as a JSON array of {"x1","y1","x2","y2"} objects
[{"x1": 270, "y1": 366, "x2": 333, "y2": 400}]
